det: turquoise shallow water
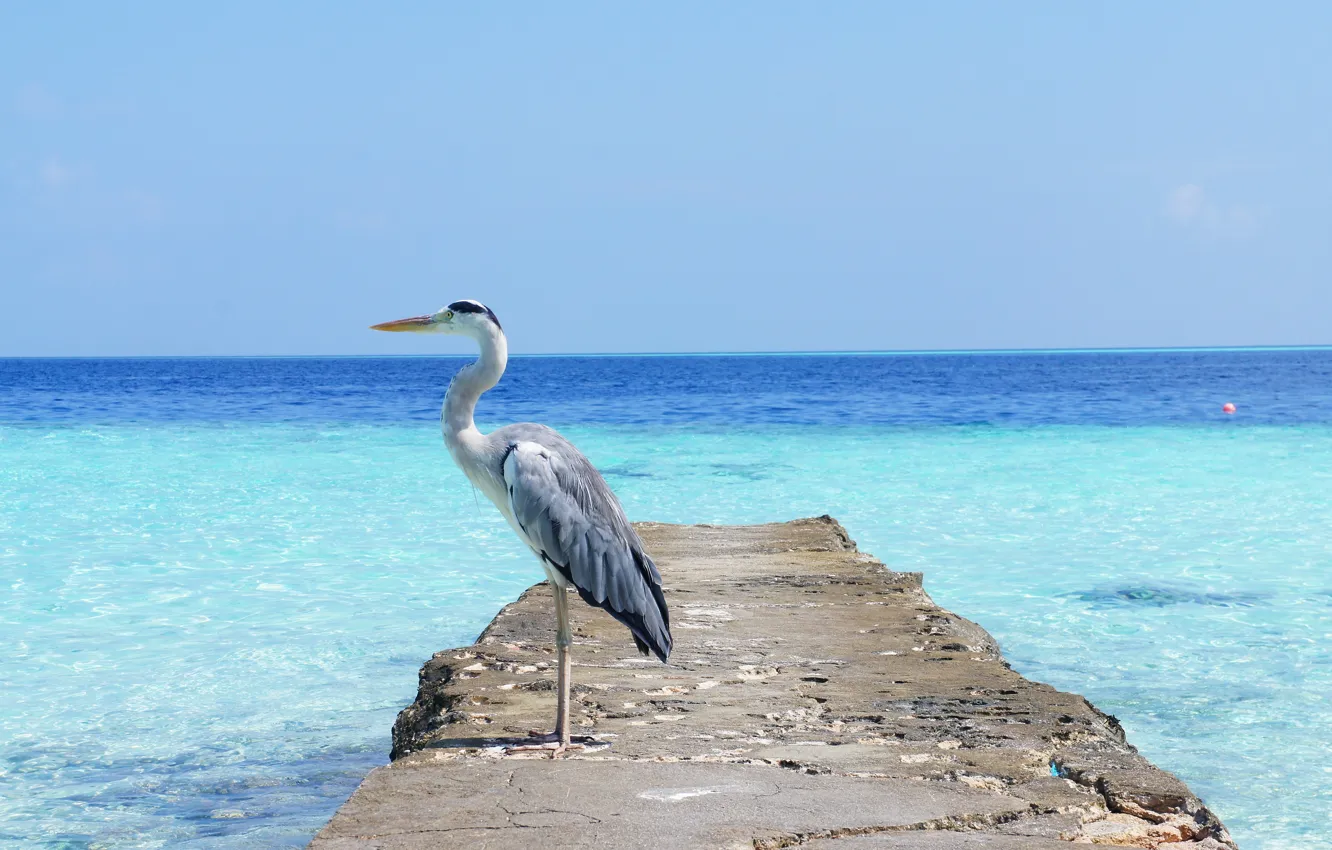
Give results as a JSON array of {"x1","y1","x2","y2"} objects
[{"x1": 3, "y1": 354, "x2": 1332, "y2": 848}]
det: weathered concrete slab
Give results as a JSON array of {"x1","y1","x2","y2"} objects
[{"x1": 312, "y1": 517, "x2": 1235, "y2": 849}]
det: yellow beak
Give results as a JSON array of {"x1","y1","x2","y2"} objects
[{"x1": 370, "y1": 315, "x2": 435, "y2": 332}]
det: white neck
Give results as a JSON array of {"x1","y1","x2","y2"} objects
[{"x1": 443, "y1": 323, "x2": 509, "y2": 443}]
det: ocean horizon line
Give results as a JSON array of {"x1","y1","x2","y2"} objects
[{"x1": 4, "y1": 343, "x2": 1332, "y2": 360}]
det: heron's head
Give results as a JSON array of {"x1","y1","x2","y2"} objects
[{"x1": 370, "y1": 300, "x2": 503, "y2": 338}]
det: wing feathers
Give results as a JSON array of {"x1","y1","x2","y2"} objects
[{"x1": 503, "y1": 440, "x2": 671, "y2": 661}]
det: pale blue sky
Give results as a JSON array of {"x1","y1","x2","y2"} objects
[{"x1": 4, "y1": 3, "x2": 1329, "y2": 355}]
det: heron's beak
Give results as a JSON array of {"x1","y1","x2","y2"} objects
[{"x1": 370, "y1": 315, "x2": 435, "y2": 332}]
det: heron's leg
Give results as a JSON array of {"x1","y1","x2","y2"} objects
[
  {"x1": 553, "y1": 583, "x2": 572, "y2": 750},
  {"x1": 505, "y1": 583, "x2": 592, "y2": 756}
]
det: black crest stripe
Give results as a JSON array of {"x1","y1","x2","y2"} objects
[{"x1": 446, "y1": 300, "x2": 502, "y2": 331}]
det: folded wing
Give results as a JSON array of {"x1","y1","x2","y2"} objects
[{"x1": 502, "y1": 438, "x2": 671, "y2": 661}]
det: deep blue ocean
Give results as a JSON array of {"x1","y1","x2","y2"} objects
[{"x1": 3, "y1": 351, "x2": 1331, "y2": 848}]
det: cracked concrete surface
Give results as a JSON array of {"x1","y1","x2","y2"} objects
[{"x1": 311, "y1": 517, "x2": 1235, "y2": 849}]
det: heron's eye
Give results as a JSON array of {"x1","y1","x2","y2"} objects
[{"x1": 443, "y1": 310, "x2": 454, "y2": 321}]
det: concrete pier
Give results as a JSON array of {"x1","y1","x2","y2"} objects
[{"x1": 311, "y1": 517, "x2": 1234, "y2": 849}]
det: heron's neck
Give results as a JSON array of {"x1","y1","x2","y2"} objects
[{"x1": 443, "y1": 326, "x2": 508, "y2": 443}]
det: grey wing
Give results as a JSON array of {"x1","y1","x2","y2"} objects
[{"x1": 500, "y1": 434, "x2": 671, "y2": 662}]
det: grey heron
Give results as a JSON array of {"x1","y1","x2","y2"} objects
[{"x1": 371, "y1": 300, "x2": 672, "y2": 754}]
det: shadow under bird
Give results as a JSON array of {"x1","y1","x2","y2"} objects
[{"x1": 371, "y1": 300, "x2": 672, "y2": 755}]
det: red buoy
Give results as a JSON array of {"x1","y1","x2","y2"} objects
[{"x1": 1222, "y1": 403, "x2": 1236, "y2": 414}]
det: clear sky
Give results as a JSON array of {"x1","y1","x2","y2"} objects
[{"x1": 4, "y1": 3, "x2": 1330, "y2": 356}]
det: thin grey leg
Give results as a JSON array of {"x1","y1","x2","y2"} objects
[
  {"x1": 502, "y1": 583, "x2": 593, "y2": 757},
  {"x1": 554, "y1": 583, "x2": 572, "y2": 750}
]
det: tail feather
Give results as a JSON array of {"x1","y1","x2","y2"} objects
[
  {"x1": 567, "y1": 545, "x2": 672, "y2": 662},
  {"x1": 578, "y1": 584, "x2": 671, "y2": 662}
]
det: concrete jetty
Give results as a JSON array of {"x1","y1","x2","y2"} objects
[{"x1": 311, "y1": 517, "x2": 1235, "y2": 849}]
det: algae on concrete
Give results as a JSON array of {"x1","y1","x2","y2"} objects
[{"x1": 312, "y1": 517, "x2": 1235, "y2": 849}]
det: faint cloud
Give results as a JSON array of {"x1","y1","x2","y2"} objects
[
  {"x1": 14, "y1": 84, "x2": 134, "y2": 120},
  {"x1": 1166, "y1": 184, "x2": 1206, "y2": 222},
  {"x1": 1164, "y1": 183, "x2": 1265, "y2": 239},
  {"x1": 25, "y1": 156, "x2": 166, "y2": 227},
  {"x1": 40, "y1": 158, "x2": 75, "y2": 188}
]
